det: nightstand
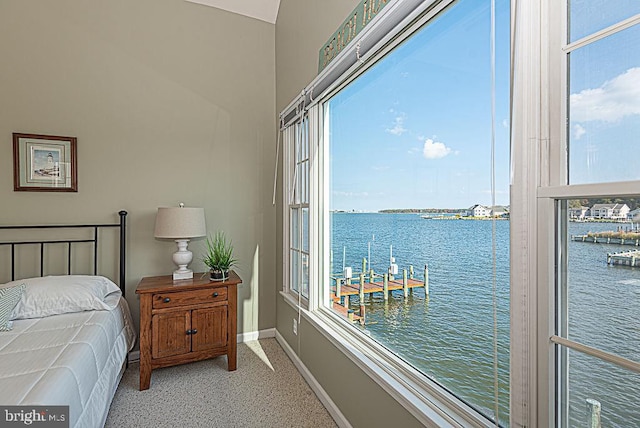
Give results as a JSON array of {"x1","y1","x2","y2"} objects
[{"x1": 135, "y1": 271, "x2": 241, "y2": 391}]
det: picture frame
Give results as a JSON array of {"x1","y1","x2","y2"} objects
[{"x1": 13, "y1": 133, "x2": 77, "y2": 192}]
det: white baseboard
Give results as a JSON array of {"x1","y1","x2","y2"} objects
[
  {"x1": 127, "y1": 328, "x2": 277, "y2": 363},
  {"x1": 238, "y1": 328, "x2": 276, "y2": 343},
  {"x1": 275, "y1": 330, "x2": 352, "y2": 428}
]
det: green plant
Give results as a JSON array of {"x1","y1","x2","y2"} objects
[{"x1": 202, "y1": 231, "x2": 237, "y2": 273}]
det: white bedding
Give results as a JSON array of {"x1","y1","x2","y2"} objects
[{"x1": 0, "y1": 294, "x2": 136, "y2": 428}]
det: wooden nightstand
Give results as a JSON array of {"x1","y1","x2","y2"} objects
[{"x1": 135, "y1": 271, "x2": 241, "y2": 391}]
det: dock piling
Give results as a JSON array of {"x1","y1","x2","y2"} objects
[
  {"x1": 586, "y1": 398, "x2": 601, "y2": 428},
  {"x1": 359, "y1": 273, "x2": 366, "y2": 322},
  {"x1": 369, "y1": 269, "x2": 374, "y2": 283},
  {"x1": 403, "y1": 269, "x2": 408, "y2": 298},
  {"x1": 424, "y1": 264, "x2": 429, "y2": 296},
  {"x1": 383, "y1": 273, "x2": 389, "y2": 301},
  {"x1": 410, "y1": 265, "x2": 414, "y2": 279}
]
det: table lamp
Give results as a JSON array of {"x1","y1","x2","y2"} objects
[{"x1": 154, "y1": 203, "x2": 206, "y2": 280}]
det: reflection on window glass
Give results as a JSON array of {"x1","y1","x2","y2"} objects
[
  {"x1": 559, "y1": 199, "x2": 640, "y2": 426},
  {"x1": 326, "y1": 0, "x2": 510, "y2": 424},
  {"x1": 569, "y1": 24, "x2": 640, "y2": 184},
  {"x1": 569, "y1": 0, "x2": 640, "y2": 42}
]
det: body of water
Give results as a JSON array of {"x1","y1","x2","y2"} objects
[{"x1": 330, "y1": 212, "x2": 640, "y2": 427}]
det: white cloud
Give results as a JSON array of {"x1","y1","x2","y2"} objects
[
  {"x1": 573, "y1": 124, "x2": 586, "y2": 140},
  {"x1": 422, "y1": 138, "x2": 452, "y2": 159},
  {"x1": 386, "y1": 114, "x2": 407, "y2": 136},
  {"x1": 502, "y1": 119, "x2": 509, "y2": 129},
  {"x1": 570, "y1": 67, "x2": 640, "y2": 122}
]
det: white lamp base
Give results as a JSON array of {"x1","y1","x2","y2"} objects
[
  {"x1": 172, "y1": 239, "x2": 194, "y2": 281},
  {"x1": 173, "y1": 270, "x2": 194, "y2": 280}
]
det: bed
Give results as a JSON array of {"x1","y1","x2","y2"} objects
[{"x1": 0, "y1": 212, "x2": 136, "y2": 428}]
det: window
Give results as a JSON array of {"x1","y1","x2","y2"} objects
[
  {"x1": 322, "y1": 0, "x2": 510, "y2": 424},
  {"x1": 283, "y1": 0, "x2": 510, "y2": 425},
  {"x1": 280, "y1": 0, "x2": 640, "y2": 426},
  {"x1": 549, "y1": 3, "x2": 640, "y2": 426},
  {"x1": 285, "y1": 115, "x2": 311, "y2": 301}
]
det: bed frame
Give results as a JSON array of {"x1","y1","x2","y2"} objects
[{"x1": 0, "y1": 211, "x2": 128, "y2": 296}]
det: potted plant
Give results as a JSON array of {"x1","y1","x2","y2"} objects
[{"x1": 202, "y1": 231, "x2": 237, "y2": 281}]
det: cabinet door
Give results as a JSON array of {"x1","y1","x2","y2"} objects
[
  {"x1": 152, "y1": 311, "x2": 191, "y2": 359},
  {"x1": 191, "y1": 306, "x2": 228, "y2": 352}
]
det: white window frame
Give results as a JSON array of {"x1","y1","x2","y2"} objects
[
  {"x1": 283, "y1": 114, "x2": 310, "y2": 307},
  {"x1": 282, "y1": 0, "x2": 640, "y2": 426},
  {"x1": 539, "y1": 2, "x2": 640, "y2": 427},
  {"x1": 282, "y1": 0, "x2": 512, "y2": 426}
]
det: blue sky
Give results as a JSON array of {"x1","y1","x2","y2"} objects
[
  {"x1": 569, "y1": 12, "x2": 640, "y2": 184},
  {"x1": 328, "y1": 0, "x2": 640, "y2": 212},
  {"x1": 328, "y1": 0, "x2": 511, "y2": 211}
]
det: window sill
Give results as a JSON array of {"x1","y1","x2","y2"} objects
[{"x1": 279, "y1": 292, "x2": 496, "y2": 427}]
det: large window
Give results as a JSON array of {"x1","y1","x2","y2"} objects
[
  {"x1": 551, "y1": 2, "x2": 640, "y2": 426},
  {"x1": 323, "y1": 0, "x2": 510, "y2": 424},
  {"x1": 280, "y1": 0, "x2": 640, "y2": 426}
]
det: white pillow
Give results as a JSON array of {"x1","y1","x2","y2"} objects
[
  {"x1": 0, "y1": 284, "x2": 25, "y2": 330},
  {"x1": 0, "y1": 275, "x2": 121, "y2": 320}
]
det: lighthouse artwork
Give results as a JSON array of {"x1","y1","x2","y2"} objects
[
  {"x1": 31, "y1": 147, "x2": 62, "y2": 179},
  {"x1": 13, "y1": 133, "x2": 77, "y2": 192}
]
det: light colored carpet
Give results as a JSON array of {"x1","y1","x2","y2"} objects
[{"x1": 105, "y1": 338, "x2": 338, "y2": 428}]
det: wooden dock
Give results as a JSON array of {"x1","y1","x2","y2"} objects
[
  {"x1": 330, "y1": 266, "x2": 429, "y2": 324},
  {"x1": 607, "y1": 250, "x2": 640, "y2": 267},
  {"x1": 572, "y1": 235, "x2": 640, "y2": 246},
  {"x1": 330, "y1": 301, "x2": 362, "y2": 323}
]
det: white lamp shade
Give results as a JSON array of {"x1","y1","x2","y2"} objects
[{"x1": 154, "y1": 206, "x2": 206, "y2": 239}]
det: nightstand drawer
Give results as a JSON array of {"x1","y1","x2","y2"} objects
[{"x1": 153, "y1": 287, "x2": 228, "y2": 309}]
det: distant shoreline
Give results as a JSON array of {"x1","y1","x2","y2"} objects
[{"x1": 330, "y1": 209, "x2": 468, "y2": 214}]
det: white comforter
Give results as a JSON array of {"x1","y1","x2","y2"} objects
[{"x1": 0, "y1": 295, "x2": 136, "y2": 428}]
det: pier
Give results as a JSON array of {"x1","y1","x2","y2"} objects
[
  {"x1": 607, "y1": 250, "x2": 640, "y2": 267},
  {"x1": 572, "y1": 234, "x2": 640, "y2": 246},
  {"x1": 330, "y1": 261, "x2": 429, "y2": 324}
]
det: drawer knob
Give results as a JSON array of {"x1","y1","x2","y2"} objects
[
  {"x1": 212, "y1": 292, "x2": 219, "y2": 298},
  {"x1": 191, "y1": 329, "x2": 198, "y2": 335},
  {"x1": 186, "y1": 329, "x2": 192, "y2": 335},
  {"x1": 163, "y1": 297, "x2": 171, "y2": 303}
]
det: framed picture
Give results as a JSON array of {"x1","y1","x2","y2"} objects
[{"x1": 13, "y1": 133, "x2": 77, "y2": 192}]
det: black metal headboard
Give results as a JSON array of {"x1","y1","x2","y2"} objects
[{"x1": 0, "y1": 211, "x2": 128, "y2": 296}]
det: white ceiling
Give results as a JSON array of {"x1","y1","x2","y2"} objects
[{"x1": 185, "y1": 0, "x2": 281, "y2": 24}]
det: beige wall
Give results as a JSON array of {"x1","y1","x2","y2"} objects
[
  {"x1": 1, "y1": 0, "x2": 427, "y2": 424},
  {"x1": 275, "y1": 1, "x2": 422, "y2": 426},
  {"x1": 0, "y1": 0, "x2": 276, "y2": 335},
  {"x1": 275, "y1": 0, "x2": 360, "y2": 113}
]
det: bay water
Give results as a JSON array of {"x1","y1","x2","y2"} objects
[{"x1": 330, "y1": 212, "x2": 640, "y2": 426}]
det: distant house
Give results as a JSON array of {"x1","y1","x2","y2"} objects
[
  {"x1": 569, "y1": 206, "x2": 590, "y2": 219},
  {"x1": 467, "y1": 204, "x2": 491, "y2": 217},
  {"x1": 489, "y1": 205, "x2": 509, "y2": 217},
  {"x1": 590, "y1": 203, "x2": 630, "y2": 220},
  {"x1": 628, "y1": 208, "x2": 640, "y2": 222}
]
